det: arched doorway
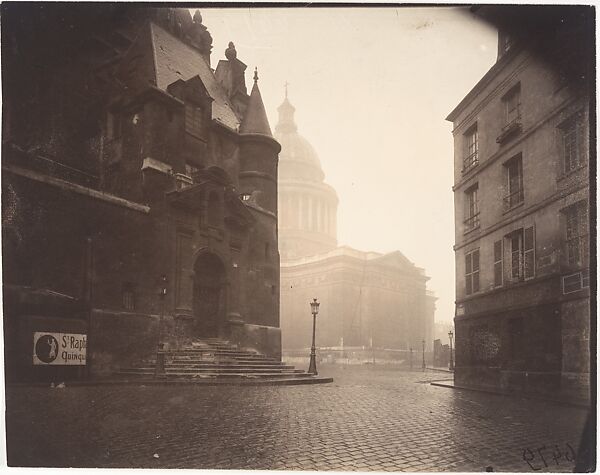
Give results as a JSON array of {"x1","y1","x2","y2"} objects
[{"x1": 193, "y1": 252, "x2": 227, "y2": 338}]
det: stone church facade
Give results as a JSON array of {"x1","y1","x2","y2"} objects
[
  {"x1": 277, "y1": 95, "x2": 436, "y2": 356},
  {"x1": 3, "y1": 5, "x2": 281, "y2": 381}
]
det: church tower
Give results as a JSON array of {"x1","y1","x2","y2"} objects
[{"x1": 276, "y1": 90, "x2": 338, "y2": 260}]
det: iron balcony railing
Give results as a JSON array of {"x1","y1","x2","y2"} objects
[
  {"x1": 503, "y1": 188, "x2": 524, "y2": 211},
  {"x1": 462, "y1": 151, "x2": 479, "y2": 173},
  {"x1": 463, "y1": 212, "x2": 480, "y2": 231},
  {"x1": 496, "y1": 113, "x2": 522, "y2": 143},
  {"x1": 562, "y1": 268, "x2": 590, "y2": 294}
]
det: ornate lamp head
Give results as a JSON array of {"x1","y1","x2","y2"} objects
[{"x1": 310, "y1": 298, "x2": 320, "y2": 315}]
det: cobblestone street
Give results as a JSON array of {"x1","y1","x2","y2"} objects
[{"x1": 5, "y1": 365, "x2": 589, "y2": 471}]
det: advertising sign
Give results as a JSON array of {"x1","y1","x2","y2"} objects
[{"x1": 33, "y1": 332, "x2": 87, "y2": 365}]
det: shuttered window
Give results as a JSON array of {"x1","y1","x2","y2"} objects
[
  {"x1": 524, "y1": 226, "x2": 535, "y2": 279},
  {"x1": 465, "y1": 249, "x2": 480, "y2": 296},
  {"x1": 510, "y1": 233, "x2": 522, "y2": 280},
  {"x1": 565, "y1": 202, "x2": 589, "y2": 267},
  {"x1": 494, "y1": 240, "x2": 503, "y2": 287}
]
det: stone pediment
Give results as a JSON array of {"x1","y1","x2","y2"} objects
[{"x1": 371, "y1": 251, "x2": 414, "y2": 270}]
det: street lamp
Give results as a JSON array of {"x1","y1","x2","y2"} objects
[
  {"x1": 155, "y1": 274, "x2": 168, "y2": 378},
  {"x1": 448, "y1": 329, "x2": 454, "y2": 371},
  {"x1": 308, "y1": 298, "x2": 320, "y2": 375},
  {"x1": 422, "y1": 339, "x2": 426, "y2": 371}
]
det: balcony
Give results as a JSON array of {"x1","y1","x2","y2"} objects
[
  {"x1": 496, "y1": 115, "x2": 523, "y2": 144},
  {"x1": 462, "y1": 151, "x2": 479, "y2": 174},
  {"x1": 463, "y1": 213, "x2": 480, "y2": 232},
  {"x1": 503, "y1": 188, "x2": 524, "y2": 212}
]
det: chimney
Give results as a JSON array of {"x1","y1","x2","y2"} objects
[{"x1": 215, "y1": 42, "x2": 248, "y2": 116}]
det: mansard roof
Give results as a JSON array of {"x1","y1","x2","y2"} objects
[{"x1": 150, "y1": 22, "x2": 240, "y2": 130}]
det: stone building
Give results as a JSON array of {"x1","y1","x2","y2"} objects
[
  {"x1": 447, "y1": 7, "x2": 592, "y2": 402},
  {"x1": 3, "y1": 5, "x2": 281, "y2": 382},
  {"x1": 277, "y1": 95, "x2": 435, "y2": 356}
]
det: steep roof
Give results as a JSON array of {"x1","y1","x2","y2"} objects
[
  {"x1": 239, "y1": 76, "x2": 272, "y2": 136},
  {"x1": 149, "y1": 22, "x2": 240, "y2": 130}
]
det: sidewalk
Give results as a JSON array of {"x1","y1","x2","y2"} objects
[{"x1": 431, "y1": 379, "x2": 590, "y2": 409}]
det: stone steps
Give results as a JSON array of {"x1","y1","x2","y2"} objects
[
  {"x1": 120, "y1": 370, "x2": 314, "y2": 379},
  {"x1": 120, "y1": 367, "x2": 305, "y2": 374},
  {"x1": 154, "y1": 355, "x2": 282, "y2": 363},
  {"x1": 165, "y1": 363, "x2": 297, "y2": 369},
  {"x1": 169, "y1": 351, "x2": 275, "y2": 359},
  {"x1": 115, "y1": 337, "x2": 332, "y2": 385}
]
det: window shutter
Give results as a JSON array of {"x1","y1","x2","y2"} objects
[
  {"x1": 472, "y1": 250, "x2": 480, "y2": 293},
  {"x1": 511, "y1": 234, "x2": 521, "y2": 279},
  {"x1": 524, "y1": 226, "x2": 535, "y2": 279},
  {"x1": 465, "y1": 253, "x2": 472, "y2": 295},
  {"x1": 494, "y1": 240, "x2": 503, "y2": 287}
]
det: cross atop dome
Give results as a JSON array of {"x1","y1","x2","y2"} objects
[{"x1": 275, "y1": 88, "x2": 297, "y2": 134}]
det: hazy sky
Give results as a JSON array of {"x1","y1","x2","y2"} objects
[{"x1": 199, "y1": 7, "x2": 498, "y2": 324}]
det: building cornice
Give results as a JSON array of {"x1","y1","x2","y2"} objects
[
  {"x1": 278, "y1": 180, "x2": 339, "y2": 202},
  {"x1": 239, "y1": 171, "x2": 277, "y2": 184},
  {"x1": 243, "y1": 201, "x2": 276, "y2": 220},
  {"x1": 446, "y1": 44, "x2": 526, "y2": 124},
  {"x1": 239, "y1": 132, "x2": 282, "y2": 154},
  {"x1": 4, "y1": 163, "x2": 150, "y2": 214}
]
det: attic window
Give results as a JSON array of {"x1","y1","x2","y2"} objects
[
  {"x1": 185, "y1": 103, "x2": 203, "y2": 137},
  {"x1": 240, "y1": 193, "x2": 251, "y2": 201}
]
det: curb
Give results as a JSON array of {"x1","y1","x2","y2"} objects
[
  {"x1": 430, "y1": 381, "x2": 590, "y2": 409},
  {"x1": 425, "y1": 367, "x2": 454, "y2": 373}
]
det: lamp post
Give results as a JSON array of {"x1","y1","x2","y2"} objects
[
  {"x1": 308, "y1": 298, "x2": 320, "y2": 375},
  {"x1": 422, "y1": 339, "x2": 426, "y2": 371},
  {"x1": 448, "y1": 329, "x2": 454, "y2": 371},
  {"x1": 409, "y1": 347, "x2": 413, "y2": 370},
  {"x1": 155, "y1": 274, "x2": 168, "y2": 378}
]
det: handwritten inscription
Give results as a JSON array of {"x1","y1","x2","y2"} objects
[{"x1": 522, "y1": 443, "x2": 576, "y2": 470}]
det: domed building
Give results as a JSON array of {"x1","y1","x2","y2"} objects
[
  {"x1": 277, "y1": 93, "x2": 436, "y2": 360},
  {"x1": 276, "y1": 92, "x2": 338, "y2": 260}
]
